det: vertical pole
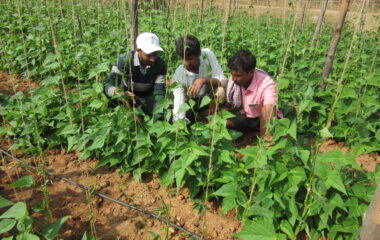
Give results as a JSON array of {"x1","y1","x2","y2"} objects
[
  {"x1": 130, "y1": 0, "x2": 138, "y2": 50},
  {"x1": 320, "y1": 0, "x2": 350, "y2": 89},
  {"x1": 59, "y1": 0, "x2": 64, "y2": 18},
  {"x1": 360, "y1": 184, "x2": 380, "y2": 240},
  {"x1": 311, "y1": 0, "x2": 329, "y2": 47},
  {"x1": 299, "y1": 0, "x2": 308, "y2": 31},
  {"x1": 198, "y1": 0, "x2": 205, "y2": 26}
]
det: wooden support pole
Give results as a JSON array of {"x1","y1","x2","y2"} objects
[
  {"x1": 320, "y1": 0, "x2": 350, "y2": 89},
  {"x1": 360, "y1": 183, "x2": 380, "y2": 240},
  {"x1": 198, "y1": 0, "x2": 205, "y2": 26},
  {"x1": 311, "y1": 0, "x2": 329, "y2": 47},
  {"x1": 130, "y1": 0, "x2": 138, "y2": 50},
  {"x1": 299, "y1": 0, "x2": 308, "y2": 31}
]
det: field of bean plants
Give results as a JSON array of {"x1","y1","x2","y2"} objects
[{"x1": 0, "y1": 0, "x2": 379, "y2": 239}]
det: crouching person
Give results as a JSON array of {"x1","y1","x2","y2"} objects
[
  {"x1": 104, "y1": 32, "x2": 167, "y2": 116},
  {"x1": 172, "y1": 35, "x2": 227, "y2": 124},
  {"x1": 226, "y1": 50, "x2": 279, "y2": 142}
]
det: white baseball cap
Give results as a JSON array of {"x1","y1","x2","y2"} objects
[{"x1": 136, "y1": 32, "x2": 163, "y2": 54}]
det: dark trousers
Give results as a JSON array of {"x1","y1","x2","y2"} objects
[
  {"x1": 228, "y1": 113, "x2": 260, "y2": 132},
  {"x1": 108, "y1": 93, "x2": 154, "y2": 116}
]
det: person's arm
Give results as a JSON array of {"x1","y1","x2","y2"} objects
[
  {"x1": 187, "y1": 77, "x2": 220, "y2": 98},
  {"x1": 188, "y1": 49, "x2": 227, "y2": 98},
  {"x1": 260, "y1": 104, "x2": 275, "y2": 139},
  {"x1": 172, "y1": 86, "x2": 186, "y2": 121},
  {"x1": 259, "y1": 77, "x2": 277, "y2": 141},
  {"x1": 172, "y1": 66, "x2": 187, "y2": 121},
  {"x1": 104, "y1": 54, "x2": 129, "y2": 97},
  {"x1": 153, "y1": 60, "x2": 167, "y2": 106}
]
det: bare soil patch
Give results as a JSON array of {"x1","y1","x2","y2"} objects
[
  {"x1": 320, "y1": 139, "x2": 380, "y2": 172},
  {"x1": 0, "y1": 72, "x2": 40, "y2": 95},
  {"x1": 0, "y1": 140, "x2": 241, "y2": 240}
]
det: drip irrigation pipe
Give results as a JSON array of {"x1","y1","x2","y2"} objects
[{"x1": 0, "y1": 147, "x2": 202, "y2": 240}]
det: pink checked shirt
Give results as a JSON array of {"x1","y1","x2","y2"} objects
[{"x1": 240, "y1": 69, "x2": 277, "y2": 118}]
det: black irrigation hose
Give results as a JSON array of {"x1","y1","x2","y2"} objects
[{"x1": 0, "y1": 148, "x2": 203, "y2": 240}]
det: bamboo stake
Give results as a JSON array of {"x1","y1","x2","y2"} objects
[
  {"x1": 299, "y1": 0, "x2": 308, "y2": 31},
  {"x1": 71, "y1": 0, "x2": 85, "y2": 138},
  {"x1": 130, "y1": 0, "x2": 139, "y2": 50},
  {"x1": 198, "y1": 0, "x2": 205, "y2": 27},
  {"x1": 220, "y1": 0, "x2": 232, "y2": 63},
  {"x1": 325, "y1": 0, "x2": 365, "y2": 128},
  {"x1": 59, "y1": 0, "x2": 64, "y2": 18},
  {"x1": 320, "y1": 0, "x2": 350, "y2": 89},
  {"x1": 311, "y1": 0, "x2": 329, "y2": 47},
  {"x1": 360, "y1": 183, "x2": 380, "y2": 240}
]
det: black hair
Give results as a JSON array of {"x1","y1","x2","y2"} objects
[
  {"x1": 227, "y1": 50, "x2": 256, "y2": 72},
  {"x1": 175, "y1": 35, "x2": 201, "y2": 59}
]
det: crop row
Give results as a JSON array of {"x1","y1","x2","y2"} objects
[{"x1": 0, "y1": 0, "x2": 379, "y2": 239}]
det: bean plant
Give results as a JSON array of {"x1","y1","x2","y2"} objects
[{"x1": 0, "y1": 0, "x2": 379, "y2": 239}]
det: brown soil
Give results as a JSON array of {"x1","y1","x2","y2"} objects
[
  {"x1": 0, "y1": 140, "x2": 241, "y2": 240},
  {"x1": 320, "y1": 139, "x2": 380, "y2": 172},
  {"x1": 0, "y1": 72, "x2": 40, "y2": 95}
]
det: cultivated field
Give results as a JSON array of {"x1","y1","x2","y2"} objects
[{"x1": 0, "y1": 0, "x2": 379, "y2": 239}]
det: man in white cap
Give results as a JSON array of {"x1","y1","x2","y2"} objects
[{"x1": 104, "y1": 32, "x2": 167, "y2": 116}]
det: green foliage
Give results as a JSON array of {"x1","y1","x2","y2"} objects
[
  {"x1": 0, "y1": 1, "x2": 379, "y2": 239},
  {"x1": 0, "y1": 196, "x2": 69, "y2": 239},
  {"x1": 7, "y1": 176, "x2": 35, "y2": 188},
  {"x1": 0, "y1": 175, "x2": 70, "y2": 239}
]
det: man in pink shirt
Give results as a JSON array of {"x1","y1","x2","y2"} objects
[{"x1": 226, "y1": 50, "x2": 277, "y2": 140}]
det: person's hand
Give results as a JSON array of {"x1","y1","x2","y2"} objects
[
  {"x1": 215, "y1": 86, "x2": 225, "y2": 103},
  {"x1": 125, "y1": 91, "x2": 136, "y2": 104},
  {"x1": 187, "y1": 78, "x2": 206, "y2": 98},
  {"x1": 264, "y1": 134, "x2": 274, "y2": 148}
]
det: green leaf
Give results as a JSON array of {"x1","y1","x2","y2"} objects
[
  {"x1": 319, "y1": 149, "x2": 360, "y2": 170},
  {"x1": 89, "y1": 135, "x2": 106, "y2": 150},
  {"x1": 320, "y1": 127, "x2": 333, "y2": 138},
  {"x1": 16, "y1": 232, "x2": 39, "y2": 240},
  {"x1": 328, "y1": 192, "x2": 345, "y2": 216},
  {"x1": 17, "y1": 216, "x2": 33, "y2": 232},
  {"x1": 200, "y1": 95, "x2": 211, "y2": 108},
  {"x1": 366, "y1": 72, "x2": 380, "y2": 87},
  {"x1": 298, "y1": 150, "x2": 310, "y2": 166},
  {"x1": 88, "y1": 99, "x2": 104, "y2": 109},
  {"x1": 67, "y1": 136, "x2": 77, "y2": 152},
  {"x1": 81, "y1": 232, "x2": 96, "y2": 240},
  {"x1": 58, "y1": 124, "x2": 77, "y2": 135},
  {"x1": 178, "y1": 102, "x2": 190, "y2": 114},
  {"x1": 340, "y1": 87, "x2": 357, "y2": 99},
  {"x1": 249, "y1": 204, "x2": 275, "y2": 219},
  {"x1": 8, "y1": 176, "x2": 34, "y2": 188},
  {"x1": 0, "y1": 202, "x2": 27, "y2": 220},
  {"x1": 219, "y1": 150, "x2": 234, "y2": 164},
  {"x1": 221, "y1": 197, "x2": 237, "y2": 214},
  {"x1": 234, "y1": 219, "x2": 277, "y2": 240},
  {"x1": 42, "y1": 216, "x2": 70, "y2": 240},
  {"x1": 285, "y1": 196, "x2": 298, "y2": 225},
  {"x1": 325, "y1": 170, "x2": 347, "y2": 195},
  {"x1": 287, "y1": 120, "x2": 297, "y2": 140},
  {"x1": 280, "y1": 220, "x2": 295, "y2": 239},
  {"x1": 0, "y1": 196, "x2": 14, "y2": 209},
  {"x1": 0, "y1": 219, "x2": 16, "y2": 234},
  {"x1": 93, "y1": 83, "x2": 104, "y2": 94},
  {"x1": 288, "y1": 167, "x2": 306, "y2": 187},
  {"x1": 213, "y1": 181, "x2": 239, "y2": 198}
]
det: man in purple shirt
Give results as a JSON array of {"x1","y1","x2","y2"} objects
[{"x1": 226, "y1": 50, "x2": 277, "y2": 141}]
